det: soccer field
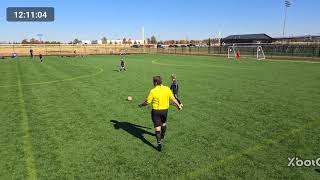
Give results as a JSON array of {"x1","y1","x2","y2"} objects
[{"x1": 1, "y1": 54, "x2": 320, "y2": 179}]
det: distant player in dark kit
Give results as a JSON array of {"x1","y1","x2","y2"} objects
[
  {"x1": 170, "y1": 74, "x2": 183, "y2": 107},
  {"x1": 119, "y1": 58, "x2": 126, "y2": 71},
  {"x1": 39, "y1": 53, "x2": 43, "y2": 63},
  {"x1": 139, "y1": 76, "x2": 182, "y2": 152},
  {"x1": 30, "y1": 48, "x2": 34, "y2": 59}
]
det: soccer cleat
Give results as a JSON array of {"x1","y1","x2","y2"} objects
[{"x1": 157, "y1": 144, "x2": 162, "y2": 152}]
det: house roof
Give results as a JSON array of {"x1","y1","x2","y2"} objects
[{"x1": 223, "y1": 34, "x2": 273, "y2": 40}]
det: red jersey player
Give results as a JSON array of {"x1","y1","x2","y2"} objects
[{"x1": 236, "y1": 50, "x2": 241, "y2": 59}]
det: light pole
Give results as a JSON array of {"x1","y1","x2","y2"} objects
[{"x1": 282, "y1": 0, "x2": 291, "y2": 39}]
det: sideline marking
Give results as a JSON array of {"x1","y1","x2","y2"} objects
[
  {"x1": 180, "y1": 119, "x2": 320, "y2": 178},
  {"x1": 16, "y1": 61, "x2": 37, "y2": 180},
  {"x1": 0, "y1": 65, "x2": 103, "y2": 88}
]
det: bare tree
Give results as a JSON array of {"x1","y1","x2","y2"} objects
[
  {"x1": 101, "y1": 37, "x2": 108, "y2": 44},
  {"x1": 73, "y1": 38, "x2": 81, "y2": 44}
]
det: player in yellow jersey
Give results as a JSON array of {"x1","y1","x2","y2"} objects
[{"x1": 139, "y1": 76, "x2": 182, "y2": 151}]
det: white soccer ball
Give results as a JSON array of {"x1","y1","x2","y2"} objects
[{"x1": 127, "y1": 96, "x2": 132, "y2": 101}]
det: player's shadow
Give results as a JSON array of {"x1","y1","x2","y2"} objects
[
  {"x1": 315, "y1": 169, "x2": 320, "y2": 174},
  {"x1": 110, "y1": 120, "x2": 157, "y2": 150}
]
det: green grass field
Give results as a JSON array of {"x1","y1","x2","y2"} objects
[{"x1": 0, "y1": 54, "x2": 320, "y2": 179}]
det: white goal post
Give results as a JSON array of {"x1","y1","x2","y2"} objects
[{"x1": 227, "y1": 45, "x2": 266, "y2": 60}]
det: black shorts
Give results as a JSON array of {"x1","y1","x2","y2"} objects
[{"x1": 151, "y1": 109, "x2": 168, "y2": 127}]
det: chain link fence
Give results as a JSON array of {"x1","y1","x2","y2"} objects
[
  {"x1": 1, "y1": 44, "x2": 320, "y2": 60},
  {"x1": 156, "y1": 44, "x2": 320, "y2": 60},
  {"x1": 0, "y1": 44, "x2": 146, "y2": 57}
]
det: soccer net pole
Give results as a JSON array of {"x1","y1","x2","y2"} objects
[
  {"x1": 256, "y1": 46, "x2": 266, "y2": 60},
  {"x1": 227, "y1": 45, "x2": 236, "y2": 59}
]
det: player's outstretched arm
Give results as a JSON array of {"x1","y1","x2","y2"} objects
[
  {"x1": 138, "y1": 100, "x2": 149, "y2": 107},
  {"x1": 172, "y1": 98, "x2": 182, "y2": 110}
]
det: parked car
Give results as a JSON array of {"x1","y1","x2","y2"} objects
[
  {"x1": 131, "y1": 44, "x2": 140, "y2": 48},
  {"x1": 187, "y1": 44, "x2": 196, "y2": 47},
  {"x1": 157, "y1": 44, "x2": 165, "y2": 48}
]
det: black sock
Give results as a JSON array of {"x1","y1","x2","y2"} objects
[
  {"x1": 155, "y1": 131, "x2": 161, "y2": 144},
  {"x1": 161, "y1": 126, "x2": 166, "y2": 138}
]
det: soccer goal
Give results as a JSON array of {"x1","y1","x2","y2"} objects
[{"x1": 227, "y1": 45, "x2": 266, "y2": 60}]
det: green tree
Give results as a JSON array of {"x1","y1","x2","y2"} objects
[
  {"x1": 122, "y1": 38, "x2": 127, "y2": 44},
  {"x1": 150, "y1": 36, "x2": 157, "y2": 44}
]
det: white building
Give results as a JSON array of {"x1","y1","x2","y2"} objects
[
  {"x1": 106, "y1": 39, "x2": 123, "y2": 44},
  {"x1": 81, "y1": 40, "x2": 91, "y2": 44},
  {"x1": 80, "y1": 38, "x2": 145, "y2": 45},
  {"x1": 135, "y1": 40, "x2": 145, "y2": 44}
]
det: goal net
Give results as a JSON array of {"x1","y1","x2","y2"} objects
[{"x1": 227, "y1": 45, "x2": 266, "y2": 60}]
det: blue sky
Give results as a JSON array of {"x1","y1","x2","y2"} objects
[{"x1": 0, "y1": 0, "x2": 319, "y2": 42}]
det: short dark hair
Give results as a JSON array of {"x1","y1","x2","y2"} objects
[{"x1": 153, "y1": 76, "x2": 162, "y2": 85}]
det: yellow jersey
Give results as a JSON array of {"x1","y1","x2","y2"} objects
[{"x1": 147, "y1": 85, "x2": 175, "y2": 110}]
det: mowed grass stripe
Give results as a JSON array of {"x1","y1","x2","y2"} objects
[
  {"x1": 20, "y1": 57, "x2": 110, "y2": 179},
  {"x1": 152, "y1": 58, "x2": 251, "y2": 70},
  {"x1": 0, "y1": 60, "x2": 26, "y2": 179},
  {"x1": 22, "y1": 61, "x2": 95, "y2": 179},
  {"x1": 16, "y1": 60, "x2": 37, "y2": 180},
  {"x1": 0, "y1": 59, "x2": 103, "y2": 88},
  {"x1": 182, "y1": 118, "x2": 320, "y2": 179}
]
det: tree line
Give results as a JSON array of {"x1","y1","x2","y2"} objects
[
  {"x1": 17, "y1": 36, "x2": 217, "y2": 45},
  {"x1": 21, "y1": 38, "x2": 61, "y2": 44}
]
